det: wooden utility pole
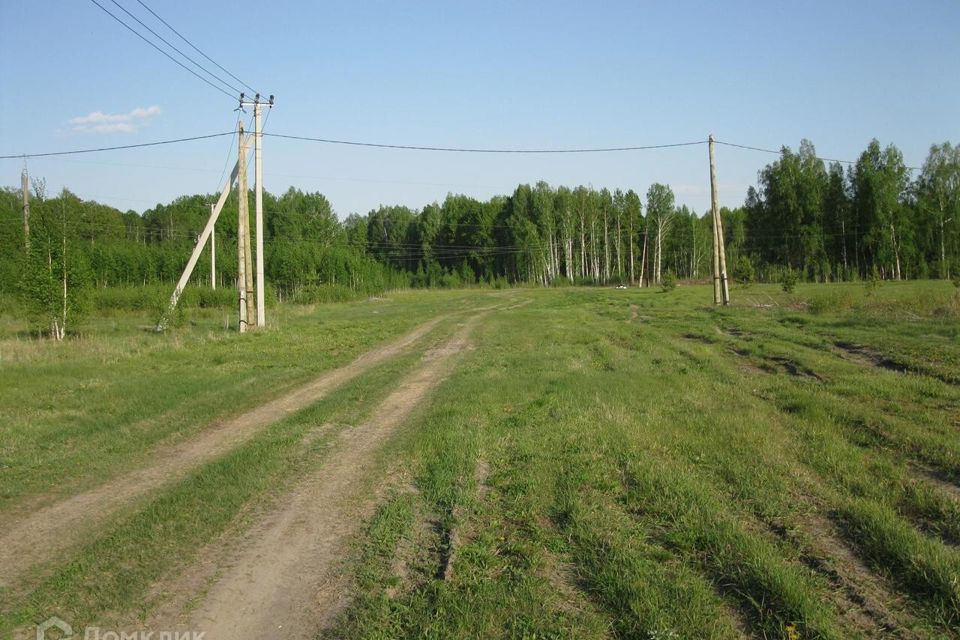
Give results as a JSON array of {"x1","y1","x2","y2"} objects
[
  {"x1": 238, "y1": 122, "x2": 250, "y2": 333},
  {"x1": 209, "y1": 204, "x2": 216, "y2": 289},
  {"x1": 708, "y1": 135, "x2": 730, "y2": 305},
  {"x1": 254, "y1": 98, "x2": 265, "y2": 327},
  {"x1": 21, "y1": 166, "x2": 30, "y2": 252}
]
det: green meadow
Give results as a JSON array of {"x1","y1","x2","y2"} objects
[{"x1": 1, "y1": 281, "x2": 958, "y2": 639}]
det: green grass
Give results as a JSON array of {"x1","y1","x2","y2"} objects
[
  {"x1": 331, "y1": 281, "x2": 960, "y2": 639},
  {"x1": 1, "y1": 282, "x2": 959, "y2": 639},
  {"x1": 0, "y1": 311, "x2": 468, "y2": 634},
  {"x1": 0, "y1": 290, "x2": 489, "y2": 508}
]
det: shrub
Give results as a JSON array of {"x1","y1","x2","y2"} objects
[
  {"x1": 733, "y1": 256, "x2": 755, "y2": 286},
  {"x1": 781, "y1": 270, "x2": 798, "y2": 294},
  {"x1": 439, "y1": 271, "x2": 462, "y2": 289},
  {"x1": 660, "y1": 272, "x2": 677, "y2": 292}
]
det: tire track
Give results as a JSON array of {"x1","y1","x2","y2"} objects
[
  {"x1": 161, "y1": 310, "x2": 487, "y2": 640},
  {"x1": 0, "y1": 316, "x2": 446, "y2": 588}
]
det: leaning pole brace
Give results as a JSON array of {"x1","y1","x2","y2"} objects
[{"x1": 155, "y1": 131, "x2": 251, "y2": 331}]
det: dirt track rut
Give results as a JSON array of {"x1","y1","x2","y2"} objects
[
  {"x1": 163, "y1": 312, "x2": 484, "y2": 640},
  {"x1": 0, "y1": 316, "x2": 443, "y2": 587}
]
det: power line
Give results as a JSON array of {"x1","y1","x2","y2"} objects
[
  {"x1": 133, "y1": 0, "x2": 260, "y2": 95},
  {"x1": 262, "y1": 133, "x2": 708, "y2": 154},
  {"x1": 216, "y1": 122, "x2": 239, "y2": 191},
  {"x1": 0, "y1": 132, "x2": 234, "y2": 159},
  {"x1": 714, "y1": 140, "x2": 923, "y2": 171},
  {"x1": 85, "y1": 0, "x2": 235, "y2": 100},
  {"x1": 3, "y1": 130, "x2": 706, "y2": 162},
  {"x1": 106, "y1": 0, "x2": 241, "y2": 96}
]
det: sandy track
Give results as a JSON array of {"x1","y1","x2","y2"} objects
[
  {"x1": 166, "y1": 312, "x2": 484, "y2": 640},
  {"x1": 0, "y1": 316, "x2": 444, "y2": 588}
]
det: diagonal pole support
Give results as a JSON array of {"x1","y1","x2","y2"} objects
[{"x1": 156, "y1": 132, "x2": 250, "y2": 331}]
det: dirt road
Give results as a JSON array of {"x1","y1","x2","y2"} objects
[
  {"x1": 0, "y1": 316, "x2": 444, "y2": 588},
  {"x1": 158, "y1": 312, "x2": 484, "y2": 640}
]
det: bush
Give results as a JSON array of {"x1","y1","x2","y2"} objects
[
  {"x1": 733, "y1": 256, "x2": 755, "y2": 286},
  {"x1": 439, "y1": 271, "x2": 462, "y2": 289},
  {"x1": 781, "y1": 270, "x2": 798, "y2": 294},
  {"x1": 550, "y1": 275, "x2": 573, "y2": 287},
  {"x1": 660, "y1": 272, "x2": 677, "y2": 292}
]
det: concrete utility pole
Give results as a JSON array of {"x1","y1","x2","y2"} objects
[
  {"x1": 240, "y1": 93, "x2": 273, "y2": 327},
  {"x1": 157, "y1": 96, "x2": 273, "y2": 332},
  {"x1": 254, "y1": 97, "x2": 265, "y2": 326},
  {"x1": 238, "y1": 122, "x2": 250, "y2": 333},
  {"x1": 708, "y1": 135, "x2": 730, "y2": 305},
  {"x1": 21, "y1": 166, "x2": 30, "y2": 252},
  {"x1": 209, "y1": 204, "x2": 216, "y2": 289},
  {"x1": 238, "y1": 93, "x2": 273, "y2": 327}
]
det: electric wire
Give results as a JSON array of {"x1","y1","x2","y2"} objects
[
  {"x1": 215, "y1": 123, "x2": 239, "y2": 191},
  {"x1": 105, "y1": 0, "x2": 242, "y2": 96},
  {"x1": 714, "y1": 140, "x2": 922, "y2": 171},
  {"x1": 85, "y1": 0, "x2": 236, "y2": 100},
  {"x1": 1, "y1": 133, "x2": 236, "y2": 160},
  {"x1": 0, "y1": 132, "x2": 235, "y2": 160},
  {"x1": 260, "y1": 133, "x2": 708, "y2": 154},
  {"x1": 133, "y1": 0, "x2": 260, "y2": 95}
]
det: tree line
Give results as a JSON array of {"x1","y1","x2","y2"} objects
[{"x1": 1, "y1": 137, "x2": 958, "y2": 332}]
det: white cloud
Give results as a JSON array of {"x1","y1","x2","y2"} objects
[{"x1": 69, "y1": 106, "x2": 161, "y2": 134}]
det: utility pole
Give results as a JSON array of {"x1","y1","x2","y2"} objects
[
  {"x1": 237, "y1": 122, "x2": 250, "y2": 333},
  {"x1": 238, "y1": 93, "x2": 273, "y2": 327},
  {"x1": 21, "y1": 165, "x2": 30, "y2": 253},
  {"x1": 156, "y1": 97, "x2": 273, "y2": 332},
  {"x1": 254, "y1": 97, "x2": 265, "y2": 326},
  {"x1": 157, "y1": 127, "x2": 249, "y2": 331},
  {"x1": 708, "y1": 135, "x2": 730, "y2": 305},
  {"x1": 209, "y1": 204, "x2": 216, "y2": 289}
]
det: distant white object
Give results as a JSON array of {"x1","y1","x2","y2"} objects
[{"x1": 616, "y1": 285, "x2": 627, "y2": 289}]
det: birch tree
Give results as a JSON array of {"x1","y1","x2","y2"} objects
[{"x1": 646, "y1": 183, "x2": 676, "y2": 284}]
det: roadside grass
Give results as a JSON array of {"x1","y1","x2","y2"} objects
[
  {"x1": 0, "y1": 290, "x2": 491, "y2": 510},
  {"x1": 2, "y1": 282, "x2": 958, "y2": 639},
  {"x1": 0, "y1": 315, "x2": 465, "y2": 637},
  {"x1": 331, "y1": 282, "x2": 960, "y2": 639}
]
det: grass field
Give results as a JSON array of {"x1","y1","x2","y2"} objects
[{"x1": 1, "y1": 281, "x2": 958, "y2": 639}]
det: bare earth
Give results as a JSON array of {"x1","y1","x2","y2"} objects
[
  {"x1": 0, "y1": 316, "x2": 444, "y2": 588},
  {"x1": 154, "y1": 312, "x2": 484, "y2": 639}
]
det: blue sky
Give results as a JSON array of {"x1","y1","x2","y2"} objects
[{"x1": 1, "y1": 0, "x2": 958, "y2": 217}]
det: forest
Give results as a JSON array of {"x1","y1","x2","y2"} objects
[{"x1": 1, "y1": 138, "x2": 958, "y2": 316}]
